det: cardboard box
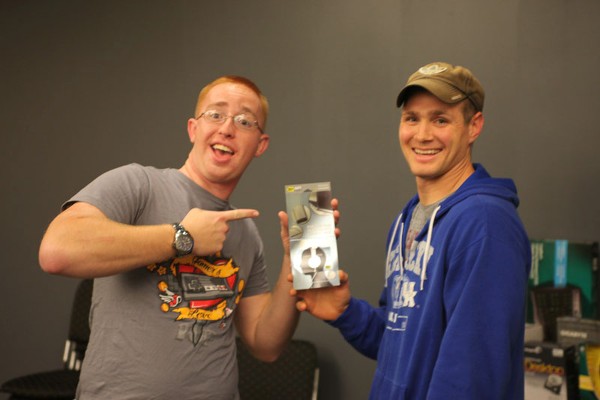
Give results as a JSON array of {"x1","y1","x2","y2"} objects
[
  {"x1": 524, "y1": 341, "x2": 579, "y2": 400},
  {"x1": 285, "y1": 182, "x2": 339, "y2": 290}
]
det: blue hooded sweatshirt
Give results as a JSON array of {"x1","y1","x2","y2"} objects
[{"x1": 330, "y1": 164, "x2": 531, "y2": 399}]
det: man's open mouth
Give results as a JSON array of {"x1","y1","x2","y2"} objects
[{"x1": 212, "y1": 144, "x2": 234, "y2": 155}]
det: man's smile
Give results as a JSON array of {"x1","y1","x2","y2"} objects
[
  {"x1": 212, "y1": 143, "x2": 234, "y2": 155},
  {"x1": 414, "y1": 148, "x2": 440, "y2": 155}
]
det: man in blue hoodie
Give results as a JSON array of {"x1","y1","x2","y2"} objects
[{"x1": 291, "y1": 62, "x2": 531, "y2": 399}]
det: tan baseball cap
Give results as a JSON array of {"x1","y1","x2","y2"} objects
[{"x1": 396, "y1": 62, "x2": 485, "y2": 112}]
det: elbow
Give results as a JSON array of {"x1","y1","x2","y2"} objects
[
  {"x1": 241, "y1": 339, "x2": 283, "y2": 363},
  {"x1": 39, "y1": 237, "x2": 71, "y2": 276},
  {"x1": 252, "y1": 347, "x2": 283, "y2": 363}
]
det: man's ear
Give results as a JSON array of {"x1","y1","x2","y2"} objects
[
  {"x1": 254, "y1": 134, "x2": 270, "y2": 157},
  {"x1": 468, "y1": 112, "x2": 484, "y2": 144},
  {"x1": 187, "y1": 118, "x2": 198, "y2": 143}
]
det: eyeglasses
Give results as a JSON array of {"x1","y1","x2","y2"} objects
[{"x1": 196, "y1": 110, "x2": 264, "y2": 133}]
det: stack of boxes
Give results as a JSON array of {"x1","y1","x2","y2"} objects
[
  {"x1": 525, "y1": 240, "x2": 599, "y2": 399},
  {"x1": 556, "y1": 317, "x2": 600, "y2": 400}
]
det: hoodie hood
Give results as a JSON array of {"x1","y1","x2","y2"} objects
[{"x1": 402, "y1": 163, "x2": 520, "y2": 222}]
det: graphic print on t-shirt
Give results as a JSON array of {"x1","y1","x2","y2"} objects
[{"x1": 148, "y1": 252, "x2": 244, "y2": 324}]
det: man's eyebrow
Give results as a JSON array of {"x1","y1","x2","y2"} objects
[
  {"x1": 205, "y1": 101, "x2": 228, "y2": 109},
  {"x1": 205, "y1": 102, "x2": 257, "y2": 116}
]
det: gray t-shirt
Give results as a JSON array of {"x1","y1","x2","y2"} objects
[
  {"x1": 68, "y1": 164, "x2": 269, "y2": 400},
  {"x1": 405, "y1": 201, "x2": 441, "y2": 256}
]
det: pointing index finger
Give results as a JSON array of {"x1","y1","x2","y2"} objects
[{"x1": 224, "y1": 208, "x2": 260, "y2": 221}]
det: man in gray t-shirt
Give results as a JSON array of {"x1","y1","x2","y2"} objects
[{"x1": 39, "y1": 76, "x2": 316, "y2": 399}]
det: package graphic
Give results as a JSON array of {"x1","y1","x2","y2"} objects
[
  {"x1": 524, "y1": 341, "x2": 578, "y2": 400},
  {"x1": 285, "y1": 182, "x2": 339, "y2": 290}
]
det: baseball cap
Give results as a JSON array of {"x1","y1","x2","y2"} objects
[{"x1": 396, "y1": 62, "x2": 485, "y2": 112}]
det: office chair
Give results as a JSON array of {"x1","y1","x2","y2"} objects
[
  {"x1": 236, "y1": 336, "x2": 319, "y2": 400},
  {"x1": 1, "y1": 279, "x2": 93, "y2": 400},
  {"x1": 530, "y1": 284, "x2": 582, "y2": 342}
]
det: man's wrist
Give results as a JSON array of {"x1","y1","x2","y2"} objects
[{"x1": 172, "y1": 223, "x2": 194, "y2": 257}]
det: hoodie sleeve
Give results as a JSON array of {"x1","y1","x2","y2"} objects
[
  {"x1": 427, "y1": 201, "x2": 531, "y2": 399},
  {"x1": 328, "y1": 292, "x2": 387, "y2": 360}
]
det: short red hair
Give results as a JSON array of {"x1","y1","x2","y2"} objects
[{"x1": 194, "y1": 75, "x2": 269, "y2": 130}]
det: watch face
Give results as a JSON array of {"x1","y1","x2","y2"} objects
[
  {"x1": 174, "y1": 226, "x2": 194, "y2": 256},
  {"x1": 177, "y1": 234, "x2": 193, "y2": 253}
]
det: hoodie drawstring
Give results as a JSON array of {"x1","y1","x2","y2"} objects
[
  {"x1": 385, "y1": 214, "x2": 403, "y2": 287},
  {"x1": 387, "y1": 205, "x2": 441, "y2": 292},
  {"x1": 420, "y1": 205, "x2": 441, "y2": 290}
]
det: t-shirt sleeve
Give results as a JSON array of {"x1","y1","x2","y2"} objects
[{"x1": 63, "y1": 163, "x2": 150, "y2": 224}]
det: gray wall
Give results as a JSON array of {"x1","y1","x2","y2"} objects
[{"x1": 2, "y1": 1, "x2": 599, "y2": 399}]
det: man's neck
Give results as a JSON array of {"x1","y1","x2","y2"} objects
[
  {"x1": 178, "y1": 162, "x2": 236, "y2": 202},
  {"x1": 416, "y1": 163, "x2": 474, "y2": 205}
]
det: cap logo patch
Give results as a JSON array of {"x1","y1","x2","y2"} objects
[{"x1": 418, "y1": 64, "x2": 447, "y2": 75}]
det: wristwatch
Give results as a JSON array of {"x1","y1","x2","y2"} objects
[{"x1": 172, "y1": 223, "x2": 194, "y2": 257}]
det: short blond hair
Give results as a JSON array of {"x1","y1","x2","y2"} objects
[{"x1": 194, "y1": 75, "x2": 269, "y2": 130}]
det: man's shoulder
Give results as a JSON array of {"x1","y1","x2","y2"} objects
[
  {"x1": 104, "y1": 163, "x2": 181, "y2": 185},
  {"x1": 445, "y1": 193, "x2": 519, "y2": 224},
  {"x1": 112, "y1": 163, "x2": 167, "y2": 175}
]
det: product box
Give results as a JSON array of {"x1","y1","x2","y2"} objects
[
  {"x1": 556, "y1": 317, "x2": 600, "y2": 400},
  {"x1": 557, "y1": 317, "x2": 600, "y2": 348},
  {"x1": 285, "y1": 182, "x2": 339, "y2": 290},
  {"x1": 528, "y1": 240, "x2": 599, "y2": 324},
  {"x1": 524, "y1": 341, "x2": 579, "y2": 400}
]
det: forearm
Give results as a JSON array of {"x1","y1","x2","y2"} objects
[
  {"x1": 236, "y1": 255, "x2": 300, "y2": 362},
  {"x1": 329, "y1": 297, "x2": 386, "y2": 359},
  {"x1": 39, "y1": 204, "x2": 175, "y2": 278},
  {"x1": 257, "y1": 255, "x2": 300, "y2": 349}
]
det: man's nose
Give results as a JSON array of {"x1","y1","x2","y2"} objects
[
  {"x1": 414, "y1": 122, "x2": 433, "y2": 140},
  {"x1": 218, "y1": 117, "x2": 236, "y2": 137}
]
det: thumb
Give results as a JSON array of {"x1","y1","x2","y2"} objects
[{"x1": 278, "y1": 211, "x2": 289, "y2": 228}]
